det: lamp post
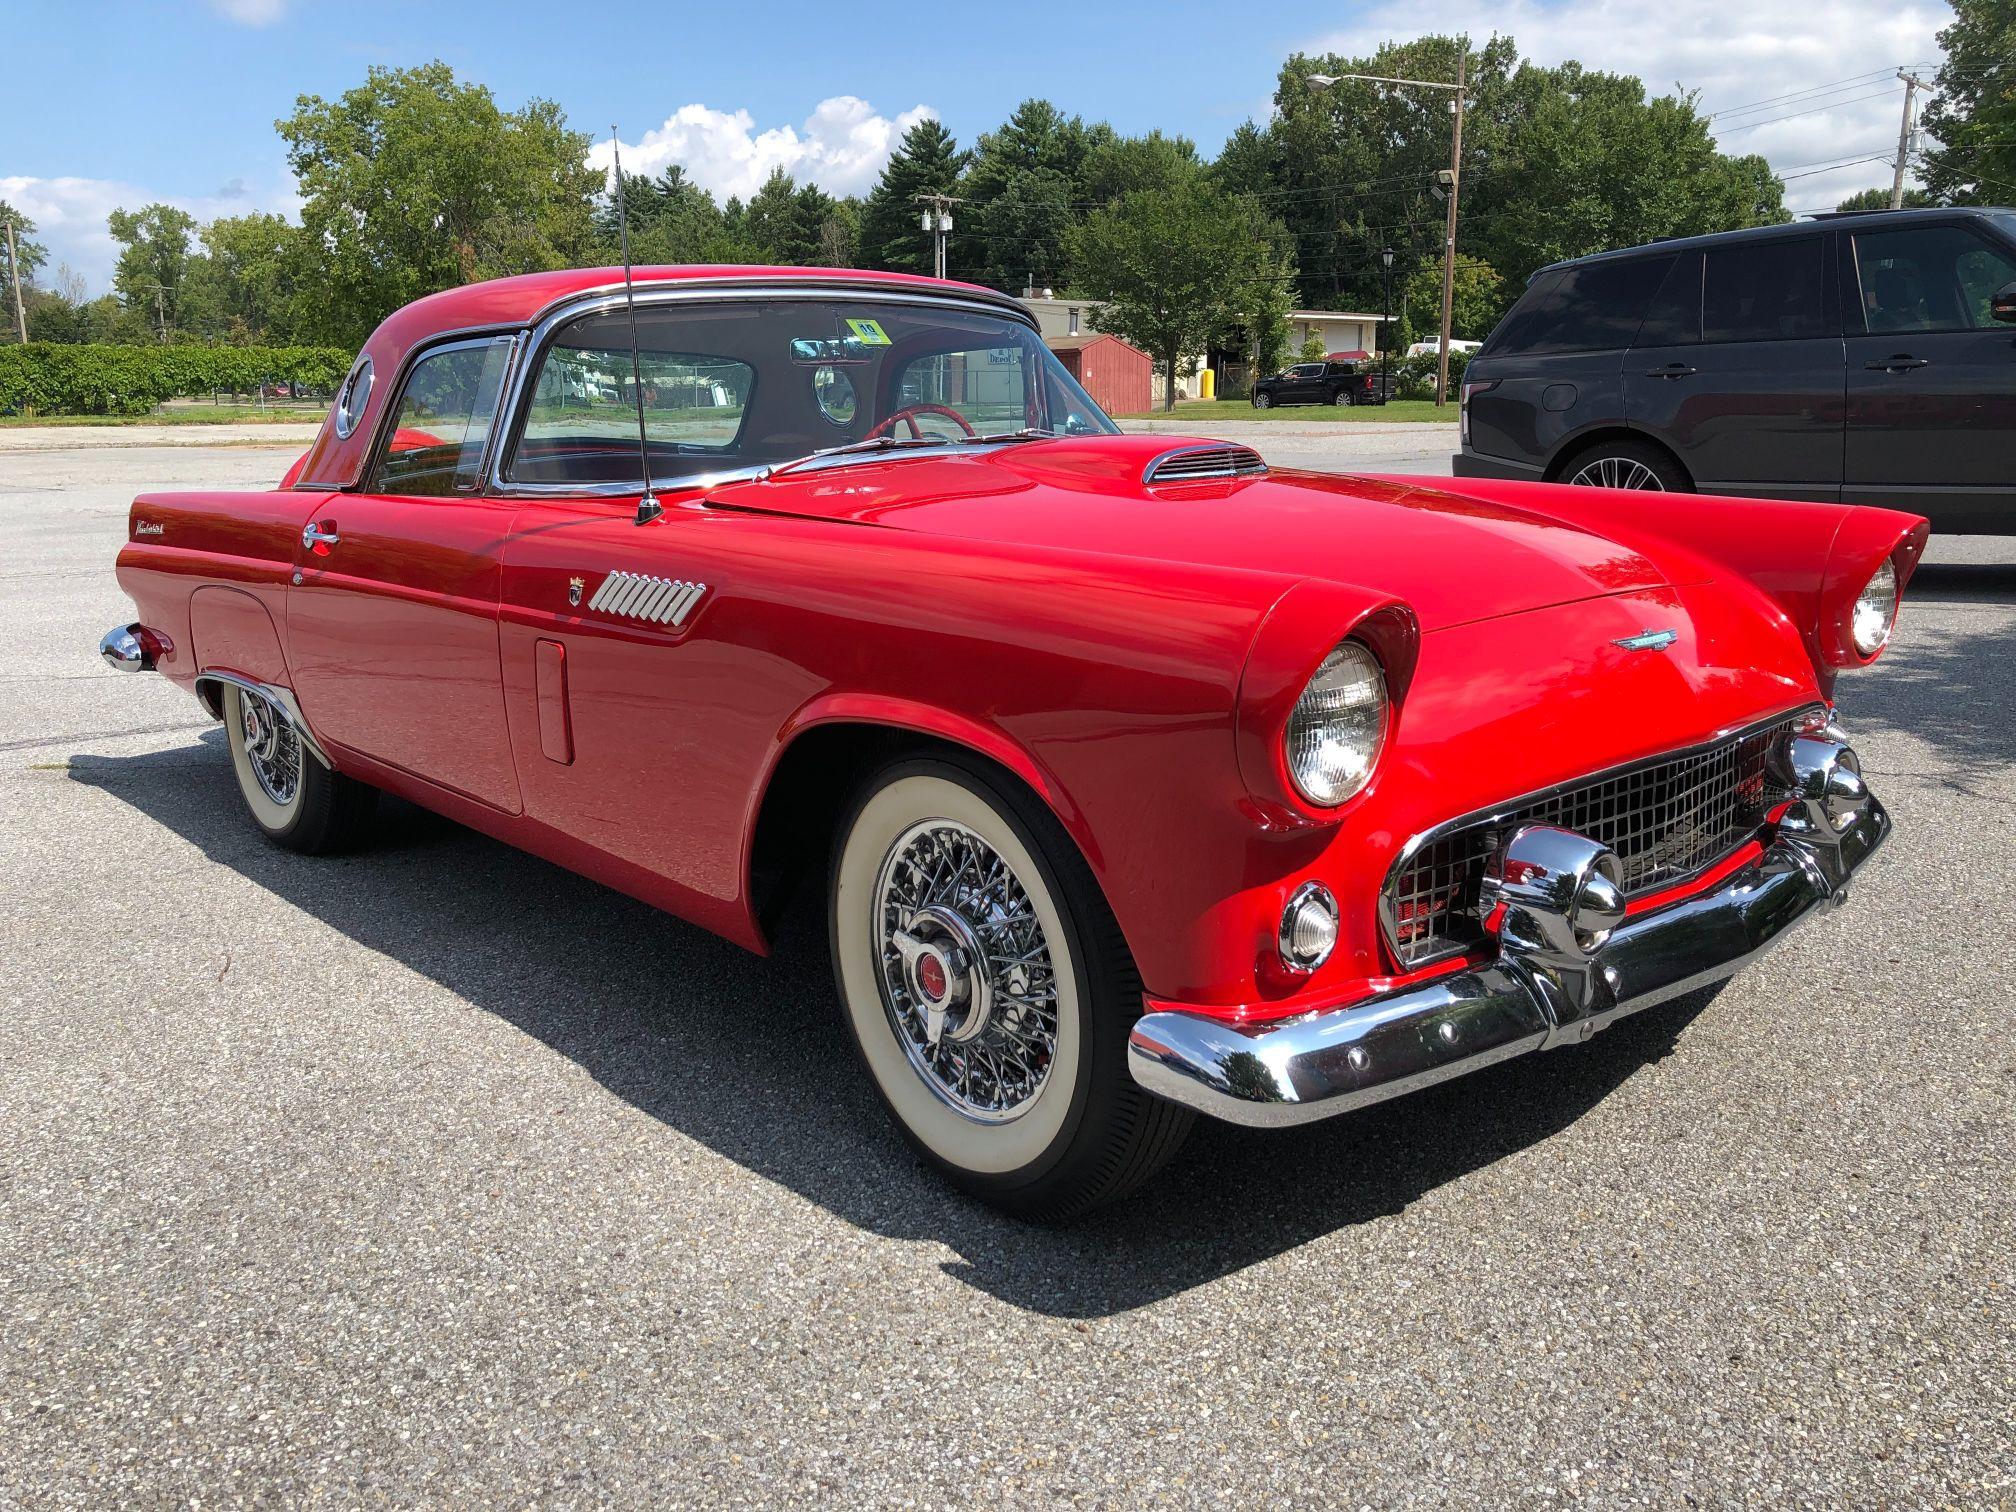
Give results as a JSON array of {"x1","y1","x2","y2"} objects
[
  {"x1": 1379, "y1": 245, "x2": 1394, "y2": 402},
  {"x1": 1310, "y1": 50, "x2": 1468, "y2": 406}
]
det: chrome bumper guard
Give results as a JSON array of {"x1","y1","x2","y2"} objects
[{"x1": 1129, "y1": 735, "x2": 1887, "y2": 1129}]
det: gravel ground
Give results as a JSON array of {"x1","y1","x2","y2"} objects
[{"x1": 2, "y1": 432, "x2": 2012, "y2": 1506}]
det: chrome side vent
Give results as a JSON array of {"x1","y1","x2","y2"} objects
[
  {"x1": 1142, "y1": 444, "x2": 1268, "y2": 485},
  {"x1": 586, "y1": 571, "x2": 708, "y2": 627}
]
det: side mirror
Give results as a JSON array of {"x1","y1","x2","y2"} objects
[{"x1": 1993, "y1": 281, "x2": 2016, "y2": 325}]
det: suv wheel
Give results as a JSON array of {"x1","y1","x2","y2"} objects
[{"x1": 1559, "y1": 440, "x2": 1690, "y2": 492}]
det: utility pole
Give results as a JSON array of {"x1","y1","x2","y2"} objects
[
  {"x1": 915, "y1": 193, "x2": 960, "y2": 281},
  {"x1": 2, "y1": 216, "x2": 25, "y2": 344},
  {"x1": 1891, "y1": 70, "x2": 1932, "y2": 208},
  {"x1": 1314, "y1": 47, "x2": 1468, "y2": 405}
]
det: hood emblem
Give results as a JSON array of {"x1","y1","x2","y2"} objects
[
  {"x1": 567, "y1": 576, "x2": 584, "y2": 607},
  {"x1": 1614, "y1": 628, "x2": 1678, "y2": 652}
]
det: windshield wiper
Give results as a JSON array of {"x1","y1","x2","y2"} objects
[
  {"x1": 762, "y1": 427, "x2": 1055, "y2": 480},
  {"x1": 958, "y1": 427, "x2": 1055, "y2": 444}
]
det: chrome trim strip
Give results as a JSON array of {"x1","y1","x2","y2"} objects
[
  {"x1": 193, "y1": 671, "x2": 334, "y2": 770},
  {"x1": 585, "y1": 571, "x2": 708, "y2": 627},
  {"x1": 1376, "y1": 702, "x2": 1827, "y2": 969},
  {"x1": 1142, "y1": 442, "x2": 1268, "y2": 484},
  {"x1": 1131, "y1": 781, "x2": 1888, "y2": 1128},
  {"x1": 488, "y1": 282, "x2": 1041, "y2": 500}
]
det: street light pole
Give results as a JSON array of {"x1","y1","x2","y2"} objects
[
  {"x1": 2, "y1": 216, "x2": 27, "y2": 344},
  {"x1": 1313, "y1": 49, "x2": 1468, "y2": 406},
  {"x1": 1380, "y1": 245, "x2": 1394, "y2": 400}
]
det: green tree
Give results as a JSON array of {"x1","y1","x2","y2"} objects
[
  {"x1": 957, "y1": 99, "x2": 1093, "y2": 277},
  {"x1": 108, "y1": 203, "x2": 197, "y2": 340},
  {"x1": 0, "y1": 202, "x2": 48, "y2": 332},
  {"x1": 1400, "y1": 253, "x2": 1503, "y2": 343},
  {"x1": 277, "y1": 61, "x2": 601, "y2": 346},
  {"x1": 1081, "y1": 131, "x2": 1200, "y2": 206},
  {"x1": 180, "y1": 212, "x2": 305, "y2": 343},
  {"x1": 1920, "y1": 0, "x2": 2016, "y2": 205},
  {"x1": 974, "y1": 166, "x2": 1074, "y2": 292},
  {"x1": 857, "y1": 117, "x2": 966, "y2": 273},
  {"x1": 1835, "y1": 186, "x2": 1940, "y2": 211},
  {"x1": 1070, "y1": 181, "x2": 1296, "y2": 411}
]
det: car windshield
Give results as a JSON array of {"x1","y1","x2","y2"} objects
[{"x1": 506, "y1": 295, "x2": 1119, "y2": 489}]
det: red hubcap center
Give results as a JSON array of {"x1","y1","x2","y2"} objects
[{"x1": 917, "y1": 954, "x2": 948, "y2": 1001}]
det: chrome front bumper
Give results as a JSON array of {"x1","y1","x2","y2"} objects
[{"x1": 1129, "y1": 736, "x2": 1887, "y2": 1129}]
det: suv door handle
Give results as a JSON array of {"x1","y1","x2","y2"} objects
[
  {"x1": 1865, "y1": 354, "x2": 1929, "y2": 372},
  {"x1": 301, "y1": 521, "x2": 340, "y2": 553},
  {"x1": 1643, "y1": 363, "x2": 1697, "y2": 378}
]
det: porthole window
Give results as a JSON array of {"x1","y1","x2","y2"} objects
[
  {"x1": 813, "y1": 364, "x2": 858, "y2": 428},
  {"x1": 333, "y1": 355, "x2": 374, "y2": 439}
]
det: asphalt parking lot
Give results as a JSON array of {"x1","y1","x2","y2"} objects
[{"x1": 3, "y1": 428, "x2": 2012, "y2": 1504}]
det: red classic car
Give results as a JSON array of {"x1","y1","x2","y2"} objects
[{"x1": 103, "y1": 265, "x2": 1925, "y2": 1218}]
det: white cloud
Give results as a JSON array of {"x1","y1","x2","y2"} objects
[
  {"x1": 589, "y1": 96, "x2": 938, "y2": 203},
  {"x1": 207, "y1": 0, "x2": 288, "y2": 23},
  {"x1": 0, "y1": 173, "x2": 300, "y2": 296},
  {"x1": 1307, "y1": 0, "x2": 1952, "y2": 211}
]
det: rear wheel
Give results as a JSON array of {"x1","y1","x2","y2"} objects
[
  {"x1": 829, "y1": 756, "x2": 1192, "y2": 1220},
  {"x1": 1329, "y1": 387, "x2": 1355, "y2": 406},
  {"x1": 1559, "y1": 439, "x2": 1690, "y2": 492},
  {"x1": 221, "y1": 684, "x2": 377, "y2": 853}
]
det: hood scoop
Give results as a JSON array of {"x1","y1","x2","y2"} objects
[{"x1": 1142, "y1": 443, "x2": 1268, "y2": 485}]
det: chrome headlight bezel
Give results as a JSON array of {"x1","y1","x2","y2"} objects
[
  {"x1": 1850, "y1": 559, "x2": 1898, "y2": 657},
  {"x1": 1284, "y1": 640, "x2": 1389, "y2": 808}
]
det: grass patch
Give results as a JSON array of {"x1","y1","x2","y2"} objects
[
  {"x1": 1116, "y1": 399, "x2": 1455, "y2": 424},
  {"x1": 0, "y1": 404, "x2": 326, "y2": 428}
]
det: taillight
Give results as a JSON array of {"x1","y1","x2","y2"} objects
[{"x1": 1459, "y1": 379, "x2": 1496, "y2": 445}]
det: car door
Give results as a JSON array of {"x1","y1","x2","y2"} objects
[
  {"x1": 1842, "y1": 218, "x2": 2016, "y2": 529},
  {"x1": 286, "y1": 333, "x2": 525, "y2": 813},
  {"x1": 1626, "y1": 234, "x2": 1845, "y2": 500},
  {"x1": 1283, "y1": 363, "x2": 1323, "y2": 403}
]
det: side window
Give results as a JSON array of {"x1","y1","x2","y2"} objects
[
  {"x1": 1854, "y1": 224, "x2": 2016, "y2": 333},
  {"x1": 1703, "y1": 237, "x2": 1825, "y2": 343},
  {"x1": 371, "y1": 337, "x2": 514, "y2": 497},
  {"x1": 1488, "y1": 256, "x2": 1674, "y2": 356},
  {"x1": 894, "y1": 344, "x2": 1029, "y2": 433},
  {"x1": 1633, "y1": 251, "x2": 1703, "y2": 347}
]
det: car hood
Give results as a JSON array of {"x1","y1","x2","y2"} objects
[{"x1": 706, "y1": 437, "x2": 1671, "y2": 633}]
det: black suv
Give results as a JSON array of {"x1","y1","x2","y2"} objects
[
  {"x1": 1455, "y1": 207, "x2": 2016, "y2": 530},
  {"x1": 1252, "y1": 358, "x2": 1392, "y2": 408}
]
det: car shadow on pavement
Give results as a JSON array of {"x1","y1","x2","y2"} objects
[
  {"x1": 75, "y1": 734, "x2": 1720, "y2": 1319},
  {"x1": 1843, "y1": 562, "x2": 2016, "y2": 771}
]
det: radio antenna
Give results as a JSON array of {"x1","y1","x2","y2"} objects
[{"x1": 610, "y1": 128, "x2": 661, "y2": 525}]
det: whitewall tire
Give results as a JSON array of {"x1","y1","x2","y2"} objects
[{"x1": 220, "y1": 683, "x2": 377, "y2": 854}]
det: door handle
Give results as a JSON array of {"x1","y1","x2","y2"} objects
[
  {"x1": 1865, "y1": 355, "x2": 1929, "y2": 372},
  {"x1": 1643, "y1": 363, "x2": 1697, "y2": 379},
  {"x1": 301, "y1": 521, "x2": 340, "y2": 553}
]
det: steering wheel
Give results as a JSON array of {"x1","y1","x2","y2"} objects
[{"x1": 865, "y1": 403, "x2": 978, "y2": 441}]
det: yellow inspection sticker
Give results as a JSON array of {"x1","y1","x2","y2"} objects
[{"x1": 845, "y1": 318, "x2": 892, "y2": 346}]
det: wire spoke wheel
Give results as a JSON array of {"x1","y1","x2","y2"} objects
[
  {"x1": 1568, "y1": 454, "x2": 1665, "y2": 490},
  {"x1": 237, "y1": 689, "x2": 302, "y2": 806},
  {"x1": 872, "y1": 818, "x2": 1058, "y2": 1122}
]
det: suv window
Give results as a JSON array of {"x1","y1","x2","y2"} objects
[
  {"x1": 1487, "y1": 255, "x2": 1675, "y2": 356},
  {"x1": 1634, "y1": 251, "x2": 1703, "y2": 346},
  {"x1": 371, "y1": 336, "x2": 514, "y2": 496},
  {"x1": 1853, "y1": 223, "x2": 2016, "y2": 333},
  {"x1": 1703, "y1": 236, "x2": 1825, "y2": 343}
]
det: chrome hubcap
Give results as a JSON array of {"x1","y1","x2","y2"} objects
[
  {"x1": 1568, "y1": 456, "x2": 1664, "y2": 490},
  {"x1": 239, "y1": 690, "x2": 301, "y2": 805},
  {"x1": 873, "y1": 819, "x2": 1058, "y2": 1122}
]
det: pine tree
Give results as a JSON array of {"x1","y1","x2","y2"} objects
[{"x1": 857, "y1": 118, "x2": 966, "y2": 274}]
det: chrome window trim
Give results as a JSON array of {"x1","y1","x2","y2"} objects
[
  {"x1": 488, "y1": 282, "x2": 1044, "y2": 499},
  {"x1": 359, "y1": 331, "x2": 522, "y2": 498},
  {"x1": 332, "y1": 354, "x2": 373, "y2": 439},
  {"x1": 1377, "y1": 701, "x2": 1827, "y2": 969}
]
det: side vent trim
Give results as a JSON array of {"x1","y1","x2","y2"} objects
[
  {"x1": 1142, "y1": 443, "x2": 1268, "y2": 485},
  {"x1": 586, "y1": 571, "x2": 709, "y2": 627}
]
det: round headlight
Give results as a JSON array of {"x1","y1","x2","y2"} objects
[
  {"x1": 1284, "y1": 641, "x2": 1388, "y2": 806},
  {"x1": 1850, "y1": 559, "x2": 1898, "y2": 656}
]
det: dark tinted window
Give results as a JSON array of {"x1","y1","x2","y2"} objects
[
  {"x1": 1487, "y1": 256, "x2": 1674, "y2": 356},
  {"x1": 1703, "y1": 237, "x2": 1825, "y2": 342},
  {"x1": 1634, "y1": 251, "x2": 1703, "y2": 346},
  {"x1": 1854, "y1": 223, "x2": 2016, "y2": 333}
]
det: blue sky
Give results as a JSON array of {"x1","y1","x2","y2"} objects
[{"x1": 4, "y1": 0, "x2": 1953, "y2": 292}]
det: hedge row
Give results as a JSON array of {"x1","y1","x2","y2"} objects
[{"x1": 0, "y1": 344, "x2": 356, "y2": 417}]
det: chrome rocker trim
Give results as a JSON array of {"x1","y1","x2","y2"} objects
[{"x1": 1129, "y1": 735, "x2": 1887, "y2": 1129}]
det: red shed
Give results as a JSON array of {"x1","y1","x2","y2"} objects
[{"x1": 1047, "y1": 333, "x2": 1152, "y2": 417}]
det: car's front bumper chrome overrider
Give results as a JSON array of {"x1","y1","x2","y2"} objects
[{"x1": 1129, "y1": 734, "x2": 1888, "y2": 1129}]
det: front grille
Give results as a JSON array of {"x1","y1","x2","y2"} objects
[
  {"x1": 1382, "y1": 708, "x2": 1816, "y2": 968},
  {"x1": 1142, "y1": 444, "x2": 1267, "y2": 484}
]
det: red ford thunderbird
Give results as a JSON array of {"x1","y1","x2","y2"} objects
[{"x1": 103, "y1": 266, "x2": 1925, "y2": 1218}]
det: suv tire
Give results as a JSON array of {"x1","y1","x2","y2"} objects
[{"x1": 1557, "y1": 439, "x2": 1691, "y2": 493}]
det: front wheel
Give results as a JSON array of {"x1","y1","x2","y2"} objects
[
  {"x1": 221, "y1": 683, "x2": 377, "y2": 853},
  {"x1": 829, "y1": 757, "x2": 1192, "y2": 1220}
]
